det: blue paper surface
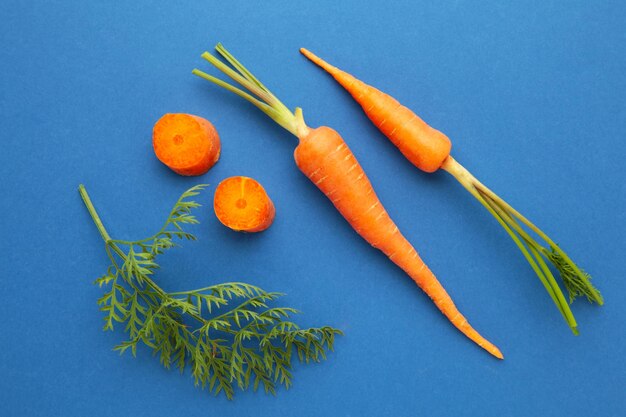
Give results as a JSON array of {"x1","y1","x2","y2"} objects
[{"x1": 1, "y1": 1, "x2": 625, "y2": 415}]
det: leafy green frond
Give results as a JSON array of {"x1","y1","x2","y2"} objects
[
  {"x1": 80, "y1": 184, "x2": 342, "y2": 400},
  {"x1": 545, "y1": 248, "x2": 603, "y2": 304}
]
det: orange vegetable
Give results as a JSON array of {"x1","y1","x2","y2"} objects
[
  {"x1": 296, "y1": 126, "x2": 502, "y2": 359},
  {"x1": 300, "y1": 48, "x2": 451, "y2": 173},
  {"x1": 300, "y1": 48, "x2": 603, "y2": 334},
  {"x1": 153, "y1": 113, "x2": 221, "y2": 176},
  {"x1": 214, "y1": 176, "x2": 275, "y2": 232},
  {"x1": 193, "y1": 44, "x2": 502, "y2": 359}
]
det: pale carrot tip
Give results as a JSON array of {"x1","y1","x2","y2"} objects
[{"x1": 493, "y1": 348, "x2": 504, "y2": 360}]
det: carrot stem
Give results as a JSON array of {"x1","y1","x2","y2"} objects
[
  {"x1": 451, "y1": 169, "x2": 575, "y2": 330},
  {"x1": 193, "y1": 46, "x2": 304, "y2": 137},
  {"x1": 474, "y1": 182, "x2": 603, "y2": 305},
  {"x1": 79, "y1": 184, "x2": 111, "y2": 242},
  {"x1": 441, "y1": 156, "x2": 599, "y2": 333},
  {"x1": 201, "y1": 52, "x2": 275, "y2": 106},
  {"x1": 479, "y1": 189, "x2": 578, "y2": 333}
]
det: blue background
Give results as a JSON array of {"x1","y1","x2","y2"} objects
[{"x1": 1, "y1": 1, "x2": 624, "y2": 415}]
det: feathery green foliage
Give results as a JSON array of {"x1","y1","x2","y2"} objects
[{"x1": 80, "y1": 184, "x2": 342, "y2": 399}]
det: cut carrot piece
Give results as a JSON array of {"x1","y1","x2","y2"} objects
[
  {"x1": 214, "y1": 176, "x2": 275, "y2": 232},
  {"x1": 153, "y1": 113, "x2": 221, "y2": 176}
]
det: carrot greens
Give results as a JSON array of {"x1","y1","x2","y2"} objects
[
  {"x1": 441, "y1": 157, "x2": 602, "y2": 335},
  {"x1": 79, "y1": 184, "x2": 341, "y2": 399}
]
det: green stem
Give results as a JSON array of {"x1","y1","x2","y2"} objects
[
  {"x1": 108, "y1": 241, "x2": 209, "y2": 325},
  {"x1": 473, "y1": 184, "x2": 585, "y2": 275},
  {"x1": 79, "y1": 184, "x2": 111, "y2": 242},
  {"x1": 170, "y1": 282, "x2": 252, "y2": 296},
  {"x1": 448, "y1": 161, "x2": 602, "y2": 305},
  {"x1": 453, "y1": 167, "x2": 567, "y2": 312},
  {"x1": 209, "y1": 294, "x2": 272, "y2": 324},
  {"x1": 193, "y1": 44, "x2": 309, "y2": 139},
  {"x1": 440, "y1": 156, "x2": 594, "y2": 333},
  {"x1": 479, "y1": 189, "x2": 578, "y2": 332},
  {"x1": 475, "y1": 181, "x2": 557, "y2": 244},
  {"x1": 453, "y1": 168, "x2": 556, "y2": 294}
]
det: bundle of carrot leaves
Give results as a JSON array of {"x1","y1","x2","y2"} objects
[{"x1": 79, "y1": 184, "x2": 341, "y2": 399}]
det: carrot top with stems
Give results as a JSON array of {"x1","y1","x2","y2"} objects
[
  {"x1": 193, "y1": 45, "x2": 307, "y2": 138},
  {"x1": 441, "y1": 157, "x2": 602, "y2": 335}
]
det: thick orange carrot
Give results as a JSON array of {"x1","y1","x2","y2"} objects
[
  {"x1": 214, "y1": 176, "x2": 275, "y2": 232},
  {"x1": 296, "y1": 126, "x2": 502, "y2": 358},
  {"x1": 301, "y1": 48, "x2": 603, "y2": 334},
  {"x1": 300, "y1": 48, "x2": 451, "y2": 173},
  {"x1": 153, "y1": 113, "x2": 221, "y2": 176},
  {"x1": 193, "y1": 44, "x2": 503, "y2": 359}
]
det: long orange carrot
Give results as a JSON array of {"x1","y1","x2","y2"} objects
[
  {"x1": 214, "y1": 176, "x2": 276, "y2": 232},
  {"x1": 153, "y1": 113, "x2": 221, "y2": 176},
  {"x1": 192, "y1": 44, "x2": 502, "y2": 359},
  {"x1": 300, "y1": 48, "x2": 603, "y2": 334}
]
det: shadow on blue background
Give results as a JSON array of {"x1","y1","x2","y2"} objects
[{"x1": 1, "y1": 1, "x2": 624, "y2": 416}]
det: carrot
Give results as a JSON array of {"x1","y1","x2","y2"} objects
[
  {"x1": 153, "y1": 113, "x2": 221, "y2": 176},
  {"x1": 192, "y1": 44, "x2": 502, "y2": 359},
  {"x1": 214, "y1": 176, "x2": 276, "y2": 232},
  {"x1": 300, "y1": 48, "x2": 451, "y2": 173},
  {"x1": 300, "y1": 48, "x2": 603, "y2": 334}
]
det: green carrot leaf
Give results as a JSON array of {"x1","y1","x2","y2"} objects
[
  {"x1": 545, "y1": 248, "x2": 603, "y2": 304},
  {"x1": 79, "y1": 184, "x2": 341, "y2": 399}
]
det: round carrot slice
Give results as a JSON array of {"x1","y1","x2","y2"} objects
[
  {"x1": 213, "y1": 176, "x2": 275, "y2": 232},
  {"x1": 153, "y1": 113, "x2": 221, "y2": 176}
]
